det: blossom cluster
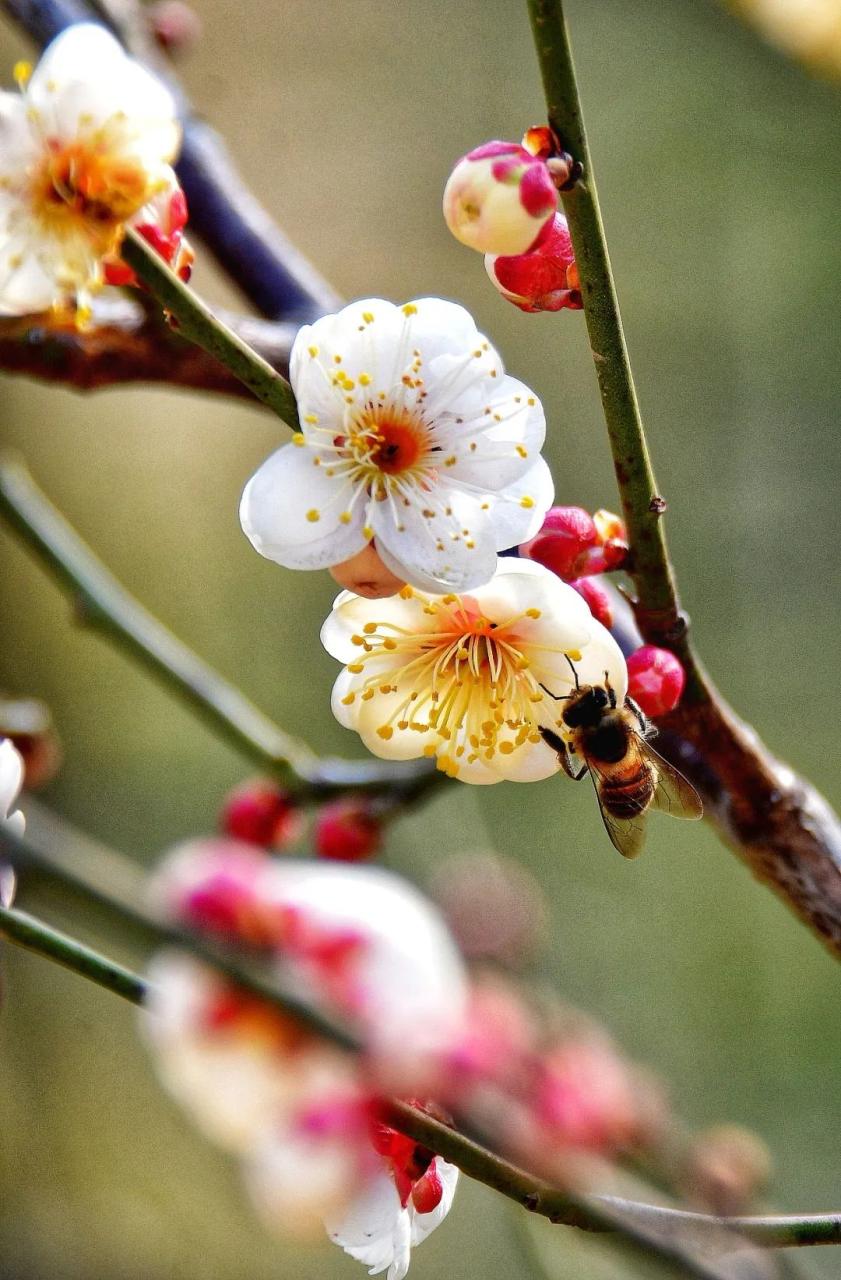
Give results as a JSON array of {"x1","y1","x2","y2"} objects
[
  {"x1": 141, "y1": 840, "x2": 660, "y2": 1277},
  {"x1": 142, "y1": 840, "x2": 466, "y2": 1279}
]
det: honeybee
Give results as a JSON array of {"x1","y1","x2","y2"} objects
[{"x1": 539, "y1": 663, "x2": 702, "y2": 858}]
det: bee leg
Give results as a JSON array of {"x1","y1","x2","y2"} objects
[
  {"x1": 540, "y1": 728, "x2": 587, "y2": 781},
  {"x1": 605, "y1": 672, "x2": 617, "y2": 708},
  {"x1": 625, "y1": 694, "x2": 649, "y2": 735}
]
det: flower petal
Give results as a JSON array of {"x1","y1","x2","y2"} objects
[
  {"x1": 326, "y1": 1169, "x2": 410, "y2": 1279},
  {"x1": 29, "y1": 25, "x2": 178, "y2": 162},
  {"x1": 240, "y1": 442, "x2": 369, "y2": 570},
  {"x1": 483, "y1": 456, "x2": 555, "y2": 550},
  {"x1": 371, "y1": 486, "x2": 498, "y2": 593},
  {"x1": 320, "y1": 589, "x2": 431, "y2": 663}
]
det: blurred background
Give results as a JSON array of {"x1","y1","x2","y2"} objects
[{"x1": 2, "y1": 0, "x2": 841, "y2": 1276}]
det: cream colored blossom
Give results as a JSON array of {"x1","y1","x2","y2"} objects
[{"x1": 321, "y1": 557, "x2": 627, "y2": 784}]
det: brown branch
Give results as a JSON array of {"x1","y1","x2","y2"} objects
[{"x1": 0, "y1": 298, "x2": 294, "y2": 400}]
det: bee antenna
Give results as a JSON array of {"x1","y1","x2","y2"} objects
[
  {"x1": 565, "y1": 654, "x2": 580, "y2": 690},
  {"x1": 539, "y1": 681, "x2": 569, "y2": 702}
]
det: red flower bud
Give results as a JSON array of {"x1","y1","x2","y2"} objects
[
  {"x1": 411, "y1": 1165, "x2": 444, "y2": 1213},
  {"x1": 519, "y1": 506, "x2": 597, "y2": 580},
  {"x1": 220, "y1": 779, "x2": 301, "y2": 849},
  {"x1": 484, "y1": 213, "x2": 581, "y2": 313},
  {"x1": 570, "y1": 576, "x2": 613, "y2": 629},
  {"x1": 626, "y1": 646, "x2": 686, "y2": 718},
  {"x1": 314, "y1": 798, "x2": 382, "y2": 862}
]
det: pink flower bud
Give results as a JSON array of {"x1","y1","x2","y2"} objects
[
  {"x1": 443, "y1": 141, "x2": 557, "y2": 255},
  {"x1": 314, "y1": 798, "x2": 382, "y2": 862},
  {"x1": 220, "y1": 778, "x2": 302, "y2": 849},
  {"x1": 149, "y1": 0, "x2": 202, "y2": 53},
  {"x1": 626, "y1": 645, "x2": 686, "y2": 717},
  {"x1": 485, "y1": 213, "x2": 582, "y2": 313},
  {"x1": 329, "y1": 544, "x2": 406, "y2": 600},
  {"x1": 535, "y1": 1037, "x2": 640, "y2": 1154},
  {"x1": 570, "y1": 576, "x2": 613, "y2": 629},
  {"x1": 519, "y1": 506, "x2": 597, "y2": 580}
]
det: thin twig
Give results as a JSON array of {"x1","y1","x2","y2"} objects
[
  {"x1": 0, "y1": 902, "x2": 146, "y2": 1001},
  {"x1": 1, "y1": 837, "x2": 837, "y2": 1267},
  {"x1": 0, "y1": 298, "x2": 295, "y2": 399},
  {"x1": 0, "y1": 458, "x2": 441, "y2": 801},
  {"x1": 121, "y1": 229, "x2": 299, "y2": 427}
]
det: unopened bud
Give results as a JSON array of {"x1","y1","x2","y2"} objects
[
  {"x1": 150, "y1": 0, "x2": 202, "y2": 53},
  {"x1": 570, "y1": 576, "x2": 613, "y2": 629},
  {"x1": 626, "y1": 645, "x2": 686, "y2": 717},
  {"x1": 314, "y1": 798, "x2": 382, "y2": 862},
  {"x1": 220, "y1": 779, "x2": 302, "y2": 849},
  {"x1": 684, "y1": 1125, "x2": 772, "y2": 1216},
  {"x1": 519, "y1": 506, "x2": 597, "y2": 580},
  {"x1": 329, "y1": 544, "x2": 406, "y2": 600},
  {"x1": 443, "y1": 141, "x2": 557, "y2": 256},
  {"x1": 485, "y1": 213, "x2": 581, "y2": 313},
  {"x1": 411, "y1": 1165, "x2": 443, "y2": 1213}
]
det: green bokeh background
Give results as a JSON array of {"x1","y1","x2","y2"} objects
[{"x1": 2, "y1": 1, "x2": 841, "y2": 1277}]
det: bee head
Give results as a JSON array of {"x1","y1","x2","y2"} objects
[{"x1": 561, "y1": 684, "x2": 610, "y2": 728}]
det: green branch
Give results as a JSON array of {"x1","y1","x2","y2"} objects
[
  {"x1": 3, "y1": 838, "x2": 839, "y2": 1268},
  {"x1": 0, "y1": 902, "x2": 146, "y2": 1003},
  {"x1": 121, "y1": 229, "x2": 300, "y2": 427},
  {"x1": 0, "y1": 457, "x2": 441, "y2": 801},
  {"x1": 526, "y1": 0, "x2": 706, "y2": 700}
]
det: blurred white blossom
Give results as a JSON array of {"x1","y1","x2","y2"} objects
[{"x1": 0, "y1": 24, "x2": 181, "y2": 315}]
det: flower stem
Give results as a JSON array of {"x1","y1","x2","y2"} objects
[
  {"x1": 525, "y1": 0, "x2": 705, "y2": 700},
  {"x1": 0, "y1": 457, "x2": 439, "y2": 800},
  {"x1": 121, "y1": 229, "x2": 300, "y2": 428},
  {"x1": 3, "y1": 832, "x2": 839, "y2": 1265}
]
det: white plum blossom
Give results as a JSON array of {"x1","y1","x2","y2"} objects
[
  {"x1": 326, "y1": 1159, "x2": 459, "y2": 1280},
  {"x1": 0, "y1": 23, "x2": 181, "y2": 315},
  {"x1": 0, "y1": 737, "x2": 24, "y2": 835},
  {"x1": 321, "y1": 557, "x2": 627, "y2": 784},
  {"x1": 0, "y1": 737, "x2": 24, "y2": 907},
  {"x1": 239, "y1": 297, "x2": 554, "y2": 595}
]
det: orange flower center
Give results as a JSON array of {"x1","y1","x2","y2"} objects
[
  {"x1": 369, "y1": 419, "x2": 425, "y2": 475},
  {"x1": 33, "y1": 138, "x2": 151, "y2": 242}
]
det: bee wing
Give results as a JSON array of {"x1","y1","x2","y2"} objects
[
  {"x1": 585, "y1": 761, "x2": 650, "y2": 860},
  {"x1": 641, "y1": 741, "x2": 704, "y2": 821}
]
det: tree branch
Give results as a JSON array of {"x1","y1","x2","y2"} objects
[
  {"x1": 0, "y1": 297, "x2": 295, "y2": 400},
  {"x1": 528, "y1": 0, "x2": 841, "y2": 959},
  {"x1": 0, "y1": 458, "x2": 441, "y2": 801}
]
